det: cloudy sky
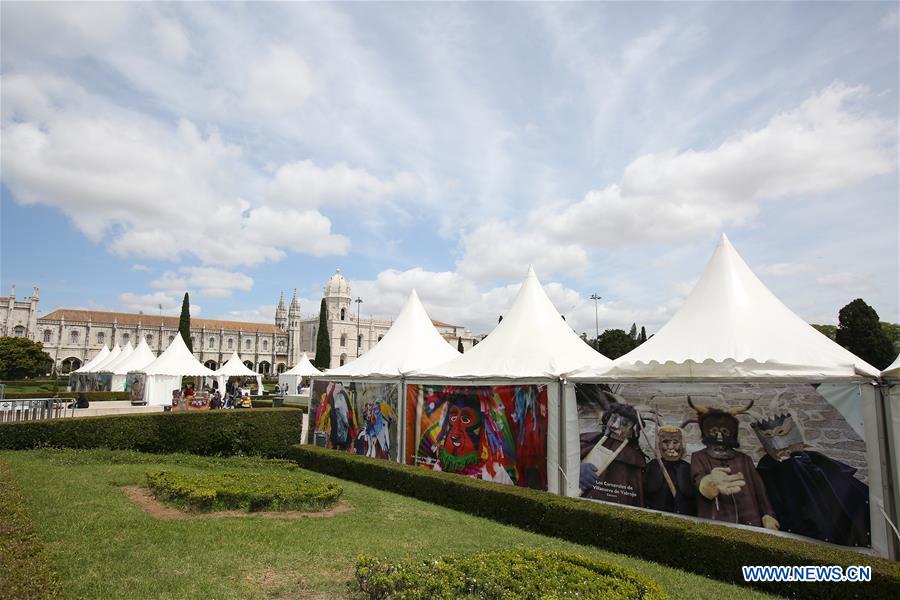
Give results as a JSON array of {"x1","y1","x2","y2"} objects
[{"x1": 1, "y1": 2, "x2": 897, "y2": 337}]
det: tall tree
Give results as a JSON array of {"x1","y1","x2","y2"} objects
[
  {"x1": 835, "y1": 299, "x2": 895, "y2": 369},
  {"x1": 457, "y1": 337, "x2": 464, "y2": 353},
  {"x1": 596, "y1": 329, "x2": 636, "y2": 360},
  {"x1": 498, "y1": 315, "x2": 503, "y2": 323},
  {"x1": 629, "y1": 323, "x2": 638, "y2": 341},
  {"x1": 639, "y1": 326, "x2": 647, "y2": 344},
  {"x1": 314, "y1": 298, "x2": 331, "y2": 369},
  {"x1": 178, "y1": 292, "x2": 192, "y2": 352},
  {"x1": 0, "y1": 337, "x2": 53, "y2": 379}
]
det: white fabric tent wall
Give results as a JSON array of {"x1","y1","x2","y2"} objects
[
  {"x1": 563, "y1": 235, "x2": 891, "y2": 557},
  {"x1": 881, "y1": 354, "x2": 900, "y2": 558},
  {"x1": 131, "y1": 334, "x2": 216, "y2": 406},
  {"x1": 107, "y1": 339, "x2": 157, "y2": 391},
  {"x1": 213, "y1": 351, "x2": 263, "y2": 396},
  {"x1": 279, "y1": 352, "x2": 322, "y2": 394}
]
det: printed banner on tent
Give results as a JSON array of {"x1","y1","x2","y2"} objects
[
  {"x1": 574, "y1": 382, "x2": 871, "y2": 548},
  {"x1": 127, "y1": 373, "x2": 146, "y2": 404},
  {"x1": 406, "y1": 384, "x2": 548, "y2": 491},
  {"x1": 308, "y1": 381, "x2": 400, "y2": 461}
]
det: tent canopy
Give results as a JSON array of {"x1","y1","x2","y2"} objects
[
  {"x1": 105, "y1": 339, "x2": 156, "y2": 374},
  {"x1": 570, "y1": 234, "x2": 880, "y2": 381},
  {"x1": 283, "y1": 352, "x2": 322, "y2": 377},
  {"x1": 74, "y1": 345, "x2": 110, "y2": 373},
  {"x1": 134, "y1": 334, "x2": 216, "y2": 376},
  {"x1": 410, "y1": 267, "x2": 610, "y2": 380},
  {"x1": 85, "y1": 344, "x2": 122, "y2": 373},
  {"x1": 326, "y1": 289, "x2": 459, "y2": 378},
  {"x1": 97, "y1": 342, "x2": 133, "y2": 373},
  {"x1": 883, "y1": 353, "x2": 900, "y2": 379},
  {"x1": 215, "y1": 351, "x2": 261, "y2": 377}
]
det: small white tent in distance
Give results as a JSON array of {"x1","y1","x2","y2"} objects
[
  {"x1": 214, "y1": 351, "x2": 264, "y2": 396},
  {"x1": 129, "y1": 334, "x2": 216, "y2": 406},
  {"x1": 278, "y1": 353, "x2": 322, "y2": 395}
]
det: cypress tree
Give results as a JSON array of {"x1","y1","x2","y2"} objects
[
  {"x1": 314, "y1": 298, "x2": 331, "y2": 369},
  {"x1": 457, "y1": 337, "x2": 464, "y2": 353},
  {"x1": 639, "y1": 326, "x2": 647, "y2": 343},
  {"x1": 178, "y1": 292, "x2": 192, "y2": 352},
  {"x1": 629, "y1": 323, "x2": 638, "y2": 341}
]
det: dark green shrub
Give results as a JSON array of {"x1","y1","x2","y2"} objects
[
  {"x1": 0, "y1": 409, "x2": 303, "y2": 457},
  {"x1": 3, "y1": 391, "x2": 130, "y2": 401},
  {"x1": 287, "y1": 446, "x2": 900, "y2": 599},
  {"x1": 146, "y1": 468, "x2": 342, "y2": 512},
  {"x1": 356, "y1": 549, "x2": 665, "y2": 599},
  {"x1": 0, "y1": 460, "x2": 61, "y2": 599}
]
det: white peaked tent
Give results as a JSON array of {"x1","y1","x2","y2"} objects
[
  {"x1": 73, "y1": 345, "x2": 110, "y2": 373},
  {"x1": 86, "y1": 344, "x2": 122, "y2": 373},
  {"x1": 412, "y1": 267, "x2": 610, "y2": 380},
  {"x1": 214, "y1": 351, "x2": 263, "y2": 396},
  {"x1": 883, "y1": 353, "x2": 900, "y2": 379},
  {"x1": 279, "y1": 352, "x2": 322, "y2": 394},
  {"x1": 569, "y1": 234, "x2": 880, "y2": 380},
  {"x1": 105, "y1": 339, "x2": 156, "y2": 391},
  {"x1": 566, "y1": 234, "x2": 892, "y2": 557},
  {"x1": 130, "y1": 334, "x2": 216, "y2": 406},
  {"x1": 99, "y1": 342, "x2": 134, "y2": 374},
  {"x1": 327, "y1": 289, "x2": 460, "y2": 379}
]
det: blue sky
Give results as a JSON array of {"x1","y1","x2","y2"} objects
[{"x1": 1, "y1": 2, "x2": 897, "y2": 336}]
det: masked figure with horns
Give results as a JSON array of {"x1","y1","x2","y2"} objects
[
  {"x1": 579, "y1": 402, "x2": 647, "y2": 507},
  {"x1": 687, "y1": 397, "x2": 779, "y2": 529},
  {"x1": 644, "y1": 424, "x2": 696, "y2": 515},
  {"x1": 752, "y1": 412, "x2": 870, "y2": 546}
]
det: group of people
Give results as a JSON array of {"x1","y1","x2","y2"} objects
[
  {"x1": 169, "y1": 383, "x2": 253, "y2": 410},
  {"x1": 274, "y1": 382, "x2": 302, "y2": 396},
  {"x1": 578, "y1": 393, "x2": 871, "y2": 547}
]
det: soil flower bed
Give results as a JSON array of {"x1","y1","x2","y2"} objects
[
  {"x1": 146, "y1": 469, "x2": 343, "y2": 513},
  {"x1": 355, "y1": 548, "x2": 666, "y2": 599}
]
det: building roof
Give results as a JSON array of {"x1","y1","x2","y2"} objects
[
  {"x1": 324, "y1": 267, "x2": 352, "y2": 298},
  {"x1": 40, "y1": 309, "x2": 284, "y2": 334}
]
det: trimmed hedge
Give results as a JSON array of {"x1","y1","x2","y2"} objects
[
  {"x1": 0, "y1": 460, "x2": 60, "y2": 599},
  {"x1": 146, "y1": 468, "x2": 343, "y2": 512},
  {"x1": 356, "y1": 549, "x2": 665, "y2": 599},
  {"x1": 2, "y1": 391, "x2": 130, "y2": 401},
  {"x1": 0, "y1": 409, "x2": 304, "y2": 457},
  {"x1": 287, "y1": 445, "x2": 900, "y2": 600}
]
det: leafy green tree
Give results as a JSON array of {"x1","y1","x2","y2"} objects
[
  {"x1": 0, "y1": 337, "x2": 53, "y2": 379},
  {"x1": 314, "y1": 299, "x2": 331, "y2": 369},
  {"x1": 835, "y1": 299, "x2": 895, "y2": 369},
  {"x1": 811, "y1": 324, "x2": 837, "y2": 340},
  {"x1": 639, "y1": 326, "x2": 647, "y2": 344},
  {"x1": 596, "y1": 329, "x2": 636, "y2": 360},
  {"x1": 880, "y1": 322, "x2": 900, "y2": 349},
  {"x1": 178, "y1": 292, "x2": 192, "y2": 352},
  {"x1": 629, "y1": 323, "x2": 637, "y2": 341},
  {"x1": 457, "y1": 337, "x2": 464, "y2": 353}
]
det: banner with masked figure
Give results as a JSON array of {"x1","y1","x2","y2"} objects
[
  {"x1": 308, "y1": 380, "x2": 400, "y2": 461},
  {"x1": 574, "y1": 382, "x2": 871, "y2": 548},
  {"x1": 406, "y1": 384, "x2": 548, "y2": 490}
]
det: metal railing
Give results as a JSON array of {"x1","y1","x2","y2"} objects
[{"x1": 0, "y1": 397, "x2": 70, "y2": 423}]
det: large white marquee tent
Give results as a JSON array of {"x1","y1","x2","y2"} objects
[
  {"x1": 129, "y1": 334, "x2": 216, "y2": 406},
  {"x1": 566, "y1": 234, "x2": 891, "y2": 557},
  {"x1": 102, "y1": 338, "x2": 156, "y2": 392},
  {"x1": 214, "y1": 351, "x2": 263, "y2": 396},
  {"x1": 278, "y1": 352, "x2": 322, "y2": 394}
]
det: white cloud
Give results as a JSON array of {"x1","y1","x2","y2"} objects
[
  {"x1": 131, "y1": 264, "x2": 151, "y2": 272},
  {"x1": 243, "y1": 45, "x2": 315, "y2": 114},
  {"x1": 118, "y1": 291, "x2": 201, "y2": 316},
  {"x1": 267, "y1": 160, "x2": 420, "y2": 211},
  {"x1": 153, "y1": 15, "x2": 191, "y2": 63},
  {"x1": 816, "y1": 272, "x2": 871, "y2": 293},
  {"x1": 216, "y1": 305, "x2": 277, "y2": 324},
  {"x1": 150, "y1": 267, "x2": 254, "y2": 298},
  {"x1": 880, "y1": 8, "x2": 899, "y2": 31},
  {"x1": 755, "y1": 262, "x2": 811, "y2": 277}
]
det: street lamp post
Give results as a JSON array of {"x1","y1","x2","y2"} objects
[
  {"x1": 354, "y1": 297, "x2": 363, "y2": 357},
  {"x1": 590, "y1": 293, "x2": 602, "y2": 351}
]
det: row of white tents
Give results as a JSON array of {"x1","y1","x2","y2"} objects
[{"x1": 306, "y1": 234, "x2": 899, "y2": 559}]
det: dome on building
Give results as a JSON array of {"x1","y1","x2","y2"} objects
[{"x1": 323, "y1": 267, "x2": 352, "y2": 299}]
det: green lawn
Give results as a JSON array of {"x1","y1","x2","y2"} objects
[{"x1": 3, "y1": 449, "x2": 775, "y2": 600}]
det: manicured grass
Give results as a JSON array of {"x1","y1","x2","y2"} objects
[{"x1": 3, "y1": 449, "x2": 776, "y2": 600}]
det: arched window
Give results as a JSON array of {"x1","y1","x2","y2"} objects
[
  {"x1": 276, "y1": 363, "x2": 286, "y2": 374},
  {"x1": 122, "y1": 333, "x2": 130, "y2": 345},
  {"x1": 377, "y1": 335, "x2": 384, "y2": 342},
  {"x1": 13, "y1": 325, "x2": 25, "y2": 337},
  {"x1": 190, "y1": 336, "x2": 196, "y2": 347},
  {"x1": 243, "y1": 360, "x2": 253, "y2": 370},
  {"x1": 339, "y1": 353, "x2": 347, "y2": 366},
  {"x1": 227, "y1": 338, "x2": 234, "y2": 349},
  {"x1": 258, "y1": 361, "x2": 271, "y2": 374},
  {"x1": 96, "y1": 332, "x2": 105, "y2": 344},
  {"x1": 204, "y1": 360, "x2": 217, "y2": 370},
  {"x1": 43, "y1": 330, "x2": 52, "y2": 343},
  {"x1": 208, "y1": 337, "x2": 216, "y2": 348},
  {"x1": 262, "y1": 340, "x2": 268, "y2": 351},
  {"x1": 244, "y1": 339, "x2": 251, "y2": 350},
  {"x1": 70, "y1": 330, "x2": 80, "y2": 343},
  {"x1": 340, "y1": 308, "x2": 346, "y2": 321},
  {"x1": 340, "y1": 334, "x2": 346, "y2": 347},
  {"x1": 278, "y1": 339, "x2": 285, "y2": 349},
  {"x1": 168, "y1": 335, "x2": 174, "y2": 344},
  {"x1": 146, "y1": 334, "x2": 153, "y2": 345}
]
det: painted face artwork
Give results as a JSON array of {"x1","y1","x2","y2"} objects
[
  {"x1": 604, "y1": 412, "x2": 635, "y2": 442},
  {"x1": 444, "y1": 402, "x2": 482, "y2": 457},
  {"x1": 751, "y1": 413, "x2": 806, "y2": 461},
  {"x1": 699, "y1": 412, "x2": 740, "y2": 459},
  {"x1": 656, "y1": 427, "x2": 685, "y2": 461}
]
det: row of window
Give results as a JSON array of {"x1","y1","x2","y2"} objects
[
  {"x1": 41, "y1": 329, "x2": 286, "y2": 351},
  {"x1": 338, "y1": 333, "x2": 384, "y2": 347}
]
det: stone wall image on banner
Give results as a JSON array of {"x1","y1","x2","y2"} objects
[
  {"x1": 575, "y1": 383, "x2": 871, "y2": 548},
  {"x1": 308, "y1": 381, "x2": 400, "y2": 461},
  {"x1": 405, "y1": 384, "x2": 548, "y2": 491}
]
